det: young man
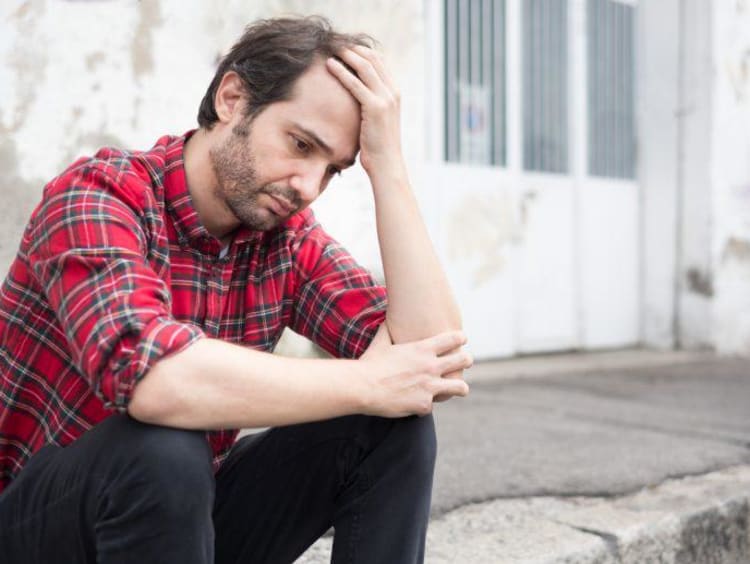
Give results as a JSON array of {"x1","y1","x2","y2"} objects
[{"x1": 0, "y1": 16, "x2": 471, "y2": 564}]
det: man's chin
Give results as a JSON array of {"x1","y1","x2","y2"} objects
[{"x1": 241, "y1": 212, "x2": 289, "y2": 232}]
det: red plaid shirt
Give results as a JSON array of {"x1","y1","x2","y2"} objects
[{"x1": 0, "y1": 132, "x2": 386, "y2": 493}]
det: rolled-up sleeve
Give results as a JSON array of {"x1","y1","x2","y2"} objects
[
  {"x1": 26, "y1": 168, "x2": 203, "y2": 410},
  {"x1": 289, "y1": 221, "x2": 387, "y2": 359}
]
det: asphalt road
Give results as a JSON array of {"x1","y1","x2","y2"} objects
[{"x1": 432, "y1": 357, "x2": 750, "y2": 515}]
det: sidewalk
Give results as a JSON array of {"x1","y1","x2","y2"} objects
[{"x1": 297, "y1": 349, "x2": 750, "y2": 563}]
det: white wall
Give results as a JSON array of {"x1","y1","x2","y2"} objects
[
  {"x1": 711, "y1": 0, "x2": 750, "y2": 354},
  {"x1": 677, "y1": 0, "x2": 713, "y2": 349},
  {"x1": 639, "y1": 0, "x2": 681, "y2": 349}
]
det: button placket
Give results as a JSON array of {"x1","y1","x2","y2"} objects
[{"x1": 205, "y1": 256, "x2": 231, "y2": 338}]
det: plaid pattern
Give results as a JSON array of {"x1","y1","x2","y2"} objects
[{"x1": 0, "y1": 132, "x2": 386, "y2": 493}]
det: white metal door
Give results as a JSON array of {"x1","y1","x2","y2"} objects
[{"x1": 425, "y1": 0, "x2": 639, "y2": 360}]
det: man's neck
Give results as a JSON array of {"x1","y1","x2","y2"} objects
[{"x1": 183, "y1": 128, "x2": 241, "y2": 240}]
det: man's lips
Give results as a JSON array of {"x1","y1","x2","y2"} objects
[{"x1": 266, "y1": 194, "x2": 295, "y2": 216}]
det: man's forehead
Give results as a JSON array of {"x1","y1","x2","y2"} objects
[
  {"x1": 288, "y1": 60, "x2": 358, "y2": 105},
  {"x1": 280, "y1": 64, "x2": 361, "y2": 163}
]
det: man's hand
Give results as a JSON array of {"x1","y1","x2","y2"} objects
[
  {"x1": 359, "y1": 330, "x2": 472, "y2": 418},
  {"x1": 326, "y1": 46, "x2": 404, "y2": 177}
]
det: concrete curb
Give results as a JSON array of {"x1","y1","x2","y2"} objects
[
  {"x1": 296, "y1": 465, "x2": 750, "y2": 563},
  {"x1": 466, "y1": 349, "x2": 718, "y2": 384}
]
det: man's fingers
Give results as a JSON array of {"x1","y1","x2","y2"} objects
[
  {"x1": 334, "y1": 48, "x2": 390, "y2": 96},
  {"x1": 326, "y1": 57, "x2": 376, "y2": 105},
  {"x1": 350, "y1": 45, "x2": 397, "y2": 92},
  {"x1": 422, "y1": 330, "x2": 467, "y2": 355},
  {"x1": 433, "y1": 377, "x2": 469, "y2": 399},
  {"x1": 437, "y1": 350, "x2": 473, "y2": 375}
]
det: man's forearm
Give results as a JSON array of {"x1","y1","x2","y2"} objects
[
  {"x1": 371, "y1": 164, "x2": 462, "y2": 344},
  {"x1": 128, "y1": 337, "x2": 367, "y2": 429},
  {"x1": 127, "y1": 329, "x2": 471, "y2": 430}
]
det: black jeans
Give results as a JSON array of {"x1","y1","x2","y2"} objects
[{"x1": 0, "y1": 412, "x2": 436, "y2": 564}]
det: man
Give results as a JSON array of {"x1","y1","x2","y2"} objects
[{"x1": 0, "y1": 16, "x2": 471, "y2": 564}]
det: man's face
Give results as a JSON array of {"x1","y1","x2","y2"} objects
[{"x1": 209, "y1": 61, "x2": 361, "y2": 231}]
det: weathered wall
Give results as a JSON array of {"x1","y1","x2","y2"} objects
[
  {"x1": 711, "y1": 0, "x2": 750, "y2": 354},
  {"x1": 0, "y1": 0, "x2": 425, "y2": 282},
  {"x1": 639, "y1": 0, "x2": 681, "y2": 349},
  {"x1": 677, "y1": 0, "x2": 713, "y2": 349}
]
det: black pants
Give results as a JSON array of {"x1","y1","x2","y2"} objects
[{"x1": 0, "y1": 413, "x2": 436, "y2": 564}]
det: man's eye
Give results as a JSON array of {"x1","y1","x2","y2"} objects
[{"x1": 293, "y1": 136, "x2": 310, "y2": 153}]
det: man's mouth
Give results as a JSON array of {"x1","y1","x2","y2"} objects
[{"x1": 267, "y1": 194, "x2": 295, "y2": 216}]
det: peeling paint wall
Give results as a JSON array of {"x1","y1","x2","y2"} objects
[
  {"x1": 0, "y1": 0, "x2": 424, "y2": 282},
  {"x1": 712, "y1": 0, "x2": 750, "y2": 354}
]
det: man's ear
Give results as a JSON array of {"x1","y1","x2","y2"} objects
[{"x1": 214, "y1": 71, "x2": 248, "y2": 124}]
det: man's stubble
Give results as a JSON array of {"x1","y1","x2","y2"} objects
[{"x1": 209, "y1": 119, "x2": 301, "y2": 232}]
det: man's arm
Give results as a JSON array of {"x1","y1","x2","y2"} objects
[
  {"x1": 127, "y1": 328, "x2": 469, "y2": 429},
  {"x1": 327, "y1": 48, "x2": 466, "y2": 376}
]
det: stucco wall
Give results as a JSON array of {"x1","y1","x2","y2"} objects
[
  {"x1": 0, "y1": 0, "x2": 426, "y2": 280},
  {"x1": 712, "y1": 0, "x2": 750, "y2": 354}
]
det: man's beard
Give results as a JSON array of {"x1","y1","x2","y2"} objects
[{"x1": 209, "y1": 122, "x2": 301, "y2": 231}]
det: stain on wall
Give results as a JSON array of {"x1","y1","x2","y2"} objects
[
  {"x1": 446, "y1": 190, "x2": 522, "y2": 288},
  {"x1": 131, "y1": 0, "x2": 163, "y2": 81},
  {"x1": 721, "y1": 236, "x2": 750, "y2": 263},
  {"x1": 686, "y1": 267, "x2": 714, "y2": 297},
  {"x1": 85, "y1": 51, "x2": 106, "y2": 72}
]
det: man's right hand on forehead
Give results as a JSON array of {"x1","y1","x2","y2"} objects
[{"x1": 325, "y1": 46, "x2": 406, "y2": 183}]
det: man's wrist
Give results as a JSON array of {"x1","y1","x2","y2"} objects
[
  {"x1": 364, "y1": 154, "x2": 409, "y2": 187},
  {"x1": 349, "y1": 357, "x2": 376, "y2": 416}
]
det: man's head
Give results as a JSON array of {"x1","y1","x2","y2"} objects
[
  {"x1": 198, "y1": 16, "x2": 373, "y2": 127},
  {"x1": 196, "y1": 16, "x2": 373, "y2": 232}
]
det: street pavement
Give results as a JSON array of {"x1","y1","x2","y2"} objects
[{"x1": 296, "y1": 349, "x2": 750, "y2": 563}]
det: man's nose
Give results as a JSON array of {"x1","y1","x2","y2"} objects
[{"x1": 291, "y1": 163, "x2": 327, "y2": 203}]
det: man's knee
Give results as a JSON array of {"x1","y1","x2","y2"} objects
[
  {"x1": 392, "y1": 414, "x2": 437, "y2": 475},
  {"x1": 92, "y1": 416, "x2": 214, "y2": 511}
]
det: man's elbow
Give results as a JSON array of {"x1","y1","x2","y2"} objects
[
  {"x1": 386, "y1": 311, "x2": 464, "y2": 344},
  {"x1": 126, "y1": 365, "x2": 177, "y2": 425}
]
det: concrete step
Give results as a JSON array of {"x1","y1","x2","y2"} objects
[{"x1": 296, "y1": 465, "x2": 750, "y2": 563}]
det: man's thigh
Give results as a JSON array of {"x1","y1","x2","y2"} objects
[
  {"x1": 0, "y1": 441, "x2": 98, "y2": 564},
  {"x1": 0, "y1": 415, "x2": 214, "y2": 564},
  {"x1": 213, "y1": 415, "x2": 397, "y2": 564}
]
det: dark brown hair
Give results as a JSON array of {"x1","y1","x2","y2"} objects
[{"x1": 197, "y1": 16, "x2": 374, "y2": 128}]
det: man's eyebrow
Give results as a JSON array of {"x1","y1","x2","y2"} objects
[{"x1": 296, "y1": 125, "x2": 357, "y2": 167}]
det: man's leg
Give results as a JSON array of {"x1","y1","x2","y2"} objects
[
  {"x1": 0, "y1": 415, "x2": 215, "y2": 564},
  {"x1": 213, "y1": 413, "x2": 436, "y2": 564}
]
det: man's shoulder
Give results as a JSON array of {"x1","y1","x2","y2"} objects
[{"x1": 43, "y1": 134, "x2": 180, "y2": 212}]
